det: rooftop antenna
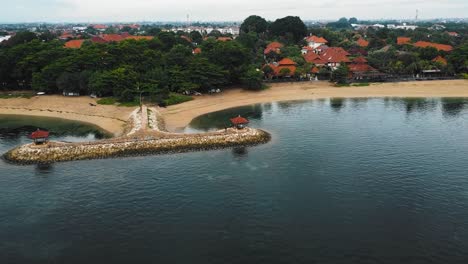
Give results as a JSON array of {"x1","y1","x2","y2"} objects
[
  {"x1": 187, "y1": 14, "x2": 190, "y2": 28},
  {"x1": 415, "y1": 9, "x2": 419, "y2": 22}
]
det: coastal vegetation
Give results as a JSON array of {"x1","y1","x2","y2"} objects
[{"x1": 0, "y1": 16, "x2": 466, "y2": 106}]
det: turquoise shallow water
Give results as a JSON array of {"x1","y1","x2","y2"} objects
[{"x1": 1, "y1": 98, "x2": 468, "y2": 263}]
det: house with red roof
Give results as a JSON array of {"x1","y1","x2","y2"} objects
[
  {"x1": 305, "y1": 35, "x2": 328, "y2": 49},
  {"x1": 348, "y1": 57, "x2": 380, "y2": 79},
  {"x1": 89, "y1": 36, "x2": 105, "y2": 44},
  {"x1": 217, "y1": 37, "x2": 233, "y2": 42},
  {"x1": 320, "y1": 47, "x2": 351, "y2": 69},
  {"x1": 264, "y1": 42, "x2": 284, "y2": 55},
  {"x1": 264, "y1": 58, "x2": 297, "y2": 78},
  {"x1": 432, "y1": 56, "x2": 447, "y2": 65},
  {"x1": 303, "y1": 52, "x2": 326, "y2": 66},
  {"x1": 101, "y1": 34, "x2": 125, "y2": 42},
  {"x1": 59, "y1": 32, "x2": 74, "y2": 41},
  {"x1": 397, "y1": 37, "x2": 411, "y2": 45},
  {"x1": 356, "y1": 38, "x2": 369, "y2": 48},
  {"x1": 301, "y1": 46, "x2": 314, "y2": 55},
  {"x1": 92, "y1": 24, "x2": 108, "y2": 31},
  {"x1": 413, "y1": 41, "x2": 453, "y2": 52},
  {"x1": 193, "y1": 47, "x2": 202, "y2": 54},
  {"x1": 446, "y1": 32, "x2": 459, "y2": 37},
  {"x1": 64, "y1": 39, "x2": 85, "y2": 49}
]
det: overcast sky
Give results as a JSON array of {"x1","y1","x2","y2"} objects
[{"x1": 3, "y1": 0, "x2": 468, "y2": 23}]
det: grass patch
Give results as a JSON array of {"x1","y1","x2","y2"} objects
[
  {"x1": 460, "y1": 73, "x2": 468, "y2": 79},
  {"x1": 335, "y1": 83, "x2": 350, "y2": 87},
  {"x1": 0, "y1": 92, "x2": 34, "y2": 99},
  {"x1": 164, "y1": 93, "x2": 193, "y2": 106},
  {"x1": 352, "y1": 82, "x2": 370, "y2": 87},
  {"x1": 97, "y1": 98, "x2": 117, "y2": 105}
]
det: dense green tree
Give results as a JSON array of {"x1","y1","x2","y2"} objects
[
  {"x1": 189, "y1": 31, "x2": 203, "y2": 44},
  {"x1": 240, "y1": 15, "x2": 269, "y2": 34},
  {"x1": 240, "y1": 67, "x2": 264, "y2": 90},
  {"x1": 331, "y1": 64, "x2": 349, "y2": 84},
  {"x1": 270, "y1": 16, "x2": 307, "y2": 43},
  {"x1": 327, "y1": 18, "x2": 352, "y2": 30},
  {"x1": 187, "y1": 57, "x2": 228, "y2": 91},
  {"x1": 448, "y1": 43, "x2": 468, "y2": 73},
  {"x1": 349, "y1": 17, "x2": 358, "y2": 24},
  {"x1": 4, "y1": 31, "x2": 37, "y2": 47},
  {"x1": 419, "y1": 47, "x2": 439, "y2": 61},
  {"x1": 56, "y1": 72, "x2": 81, "y2": 93},
  {"x1": 88, "y1": 67, "x2": 138, "y2": 97},
  {"x1": 201, "y1": 40, "x2": 250, "y2": 83},
  {"x1": 166, "y1": 44, "x2": 193, "y2": 66},
  {"x1": 157, "y1": 31, "x2": 177, "y2": 51}
]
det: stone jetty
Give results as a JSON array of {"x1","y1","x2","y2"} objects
[{"x1": 4, "y1": 106, "x2": 271, "y2": 164}]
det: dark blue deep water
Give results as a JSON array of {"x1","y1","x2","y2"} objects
[{"x1": 1, "y1": 98, "x2": 468, "y2": 263}]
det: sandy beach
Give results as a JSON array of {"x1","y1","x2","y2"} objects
[
  {"x1": 0, "y1": 95, "x2": 134, "y2": 136},
  {"x1": 1, "y1": 80, "x2": 467, "y2": 133},
  {"x1": 160, "y1": 80, "x2": 468, "y2": 131}
]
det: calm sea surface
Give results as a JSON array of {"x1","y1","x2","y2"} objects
[{"x1": 1, "y1": 98, "x2": 468, "y2": 263}]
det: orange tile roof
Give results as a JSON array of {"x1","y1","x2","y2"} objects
[
  {"x1": 349, "y1": 63, "x2": 377, "y2": 73},
  {"x1": 193, "y1": 47, "x2": 202, "y2": 54},
  {"x1": 64, "y1": 39, "x2": 85, "y2": 49},
  {"x1": 278, "y1": 58, "x2": 297, "y2": 66},
  {"x1": 432, "y1": 56, "x2": 447, "y2": 65},
  {"x1": 217, "y1": 37, "x2": 233, "y2": 42},
  {"x1": 264, "y1": 63, "x2": 297, "y2": 77},
  {"x1": 397, "y1": 37, "x2": 411, "y2": 45},
  {"x1": 91, "y1": 36, "x2": 107, "y2": 43},
  {"x1": 413, "y1": 41, "x2": 453, "y2": 52},
  {"x1": 311, "y1": 67, "x2": 320, "y2": 74},
  {"x1": 306, "y1": 35, "x2": 328, "y2": 44},
  {"x1": 264, "y1": 42, "x2": 284, "y2": 54},
  {"x1": 356, "y1": 38, "x2": 369, "y2": 47},
  {"x1": 102, "y1": 34, "x2": 125, "y2": 42},
  {"x1": 321, "y1": 47, "x2": 351, "y2": 63},
  {"x1": 303, "y1": 52, "x2": 321, "y2": 63},
  {"x1": 267, "y1": 42, "x2": 283, "y2": 49},
  {"x1": 352, "y1": 56, "x2": 368, "y2": 64}
]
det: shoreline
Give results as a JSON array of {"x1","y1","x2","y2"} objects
[
  {"x1": 0, "y1": 95, "x2": 134, "y2": 136},
  {"x1": 0, "y1": 80, "x2": 467, "y2": 133},
  {"x1": 160, "y1": 80, "x2": 468, "y2": 131}
]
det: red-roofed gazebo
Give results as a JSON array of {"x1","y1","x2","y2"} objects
[
  {"x1": 29, "y1": 129, "x2": 50, "y2": 144},
  {"x1": 230, "y1": 116, "x2": 249, "y2": 129}
]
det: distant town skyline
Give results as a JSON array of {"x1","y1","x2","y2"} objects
[{"x1": 4, "y1": 0, "x2": 468, "y2": 23}]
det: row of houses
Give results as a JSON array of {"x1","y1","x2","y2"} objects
[
  {"x1": 263, "y1": 35, "x2": 378, "y2": 79},
  {"x1": 64, "y1": 33, "x2": 154, "y2": 48},
  {"x1": 263, "y1": 32, "x2": 455, "y2": 81},
  {"x1": 396, "y1": 37, "x2": 454, "y2": 52}
]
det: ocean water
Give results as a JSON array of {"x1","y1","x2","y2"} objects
[{"x1": 1, "y1": 98, "x2": 468, "y2": 263}]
